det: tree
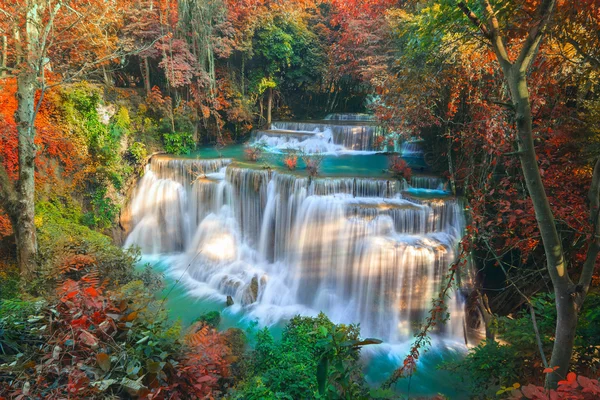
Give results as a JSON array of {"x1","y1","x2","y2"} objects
[
  {"x1": 382, "y1": 0, "x2": 600, "y2": 388},
  {"x1": 0, "y1": 0, "x2": 136, "y2": 277},
  {"x1": 454, "y1": 0, "x2": 600, "y2": 387}
]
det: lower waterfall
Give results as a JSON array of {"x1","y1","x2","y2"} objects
[{"x1": 125, "y1": 157, "x2": 468, "y2": 344}]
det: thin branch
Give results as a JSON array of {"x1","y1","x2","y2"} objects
[
  {"x1": 577, "y1": 158, "x2": 600, "y2": 302},
  {"x1": 481, "y1": 0, "x2": 511, "y2": 65},
  {"x1": 457, "y1": 1, "x2": 490, "y2": 37},
  {"x1": 515, "y1": 0, "x2": 557, "y2": 72}
]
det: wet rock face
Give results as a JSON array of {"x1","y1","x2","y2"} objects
[{"x1": 241, "y1": 276, "x2": 260, "y2": 306}]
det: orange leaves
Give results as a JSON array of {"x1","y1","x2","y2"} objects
[
  {"x1": 177, "y1": 322, "x2": 233, "y2": 397},
  {"x1": 0, "y1": 78, "x2": 82, "y2": 203},
  {"x1": 59, "y1": 254, "x2": 97, "y2": 274}
]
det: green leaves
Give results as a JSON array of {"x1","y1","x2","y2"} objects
[{"x1": 163, "y1": 131, "x2": 196, "y2": 155}]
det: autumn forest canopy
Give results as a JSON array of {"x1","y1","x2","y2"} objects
[{"x1": 1, "y1": 0, "x2": 600, "y2": 399}]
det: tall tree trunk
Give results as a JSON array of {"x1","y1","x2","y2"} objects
[
  {"x1": 267, "y1": 87, "x2": 273, "y2": 128},
  {"x1": 142, "y1": 56, "x2": 151, "y2": 94},
  {"x1": 12, "y1": 3, "x2": 41, "y2": 277},
  {"x1": 506, "y1": 67, "x2": 574, "y2": 387},
  {"x1": 259, "y1": 96, "x2": 264, "y2": 127}
]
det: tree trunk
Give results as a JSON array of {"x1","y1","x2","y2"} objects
[
  {"x1": 267, "y1": 87, "x2": 273, "y2": 128},
  {"x1": 476, "y1": 292, "x2": 496, "y2": 341},
  {"x1": 142, "y1": 56, "x2": 151, "y2": 94},
  {"x1": 0, "y1": 35, "x2": 6, "y2": 77},
  {"x1": 13, "y1": 67, "x2": 38, "y2": 278},
  {"x1": 506, "y1": 67, "x2": 573, "y2": 387},
  {"x1": 259, "y1": 97, "x2": 264, "y2": 126}
]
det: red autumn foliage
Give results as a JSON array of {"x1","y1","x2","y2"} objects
[
  {"x1": 0, "y1": 257, "x2": 233, "y2": 399},
  {"x1": 388, "y1": 156, "x2": 412, "y2": 181},
  {"x1": 509, "y1": 372, "x2": 600, "y2": 400},
  {"x1": 283, "y1": 154, "x2": 298, "y2": 171}
]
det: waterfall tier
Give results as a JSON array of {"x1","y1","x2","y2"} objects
[
  {"x1": 324, "y1": 113, "x2": 376, "y2": 121},
  {"x1": 264, "y1": 120, "x2": 385, "y2": 152},
  {"x1": 125, "y1": 157, "x2": 467, "y2": 342}
]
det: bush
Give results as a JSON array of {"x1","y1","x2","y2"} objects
[
  {"x1": 245, "y1": 141, "x2": 267, "y2": 162},
  {"x1": 163, "y1": 131, "x2": 195, "y2": 155},
  {"x1": 231, "y1": 313, "x2": 373, "y2": 399},
  {"x1": 125, "y1": 141, "x2": 148, "y2": 166},
  {"x1": 0, "y1": 274, "x2": 234, "y2": 398},
  {"x1": 194, "y1": 311, "x2": 222, "y2": 328},
  {"x1": 443, "y1": 340, "x2": 523, "y2": 398},
  {"x1": 300, "y1": 152, "x2": 324, "y2": 177},
  {"x1": 388, "y1": 155, "x2": 412, "y2": 181},
  {"x1": 33, "y1": 198, "x2": 139, "y2": 294},
  {"x1": 81, "y1": 187, "x2": 120, "y2": 229},
  {"x1": 443, "y1": 292, "x2": 600, "y2": 397},
  {"x1": 283, "y1": 153, "x2": 298, "y2": 171}
]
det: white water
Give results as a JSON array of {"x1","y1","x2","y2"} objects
[
  {"x1": 324, "y1": 113, "x2": 376, "y2": 121},
  {"x1": 264, "y1": 121, "x2": 386, "y2": 152},
  {"x1": 254, "y1": 128, "x2": 346, "y2": 154},
  {"x1": 125, "y1": 157, "x2": 468, "y2": 343},
  {"x1": 401, "y1": 141, "x2": 425, "y2": 158}
]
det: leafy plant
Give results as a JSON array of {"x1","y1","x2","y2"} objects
[
  {"x1": 231, "y1": 313, "x2": 374, "y2": 400},
  {"x1": 125, "y1": 142, "x2": 148, "y2": 166},
  {"x1": 82, "y1": 187, "x2": 120, "y2": 229},
  {"x1": 245, "y1": 141, "x2": 268, "y2": 162},
  {"x1": 163, "y1": 131, "x2": 196, "y2": 155}
]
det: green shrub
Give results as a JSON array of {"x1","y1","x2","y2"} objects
[
  {"x1": 231, "y1": 313, "x2": 372, "y2": 400},
  {"x1": 443, "y1": 292, "x2": 600, "y2": 397},
  {"x1": 82, "y1": 187, "x2": 120, "y2": 229},
  {"x1": 125, "y1": 142, "x2": 148, "y2": 166},
  {"x1": 443, "y1": 340, "x2": 522, "y2": 398},
  {"x1": 194, "y1": 311, "x2": 222, "y2": 328},
  {"x1": 0, "y1": 299, "x2": 46, "y2": 359},
  {"x1": 163, "y1": 131, "x2": 195, "y2": 155},
  {"x1": 34, "y1": 198, "x2": 139, "y2": 294}
]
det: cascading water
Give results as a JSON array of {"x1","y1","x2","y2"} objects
[
  {"x1": 251, "y1": 128, "x2": 345, "y2": 154},
  {"x1": 254, "y1": 120, "x2": 386, "y2": 152},
  {"x1": 125, "y1": 157, "x2": 468, "y2": 343},
  {"x1": 401, "y1": 140, "x2": 425, "y2": 158},
  {"x1": 324, "y1": 113, "x2": 376, "y2": 121}
]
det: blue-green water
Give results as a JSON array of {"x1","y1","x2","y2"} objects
[
  {"x1": 187, "y1": 144, "x2": 429, "y2": 178},
  {"x1": 138, "y1": 255, "x2": 469, "y2": 399}
]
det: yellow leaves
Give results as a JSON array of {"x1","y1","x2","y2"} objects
[{"x1": 496, "y1": 382, "x2": 521, "y2": 395}]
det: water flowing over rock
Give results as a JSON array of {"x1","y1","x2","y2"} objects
[
  {"x1": 124, "y1": 156, "x2": 469, "y2": 343},
  {"x1": 260, "y1": 120, "x2": 386, "y2": 152}
]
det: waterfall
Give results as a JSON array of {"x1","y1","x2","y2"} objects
[
  {"x1": 262, "y1": 121, "x2": 385, "y2": 152},
  {"x1": 125, "y1": 158, "x2": 468, "y2": 342},
  {"x1": 401, "y1": 140, "x2": 425, "y2": 158},
  {"x1": 252, "y1": 128, "x2": 345, "y2": 154},
  {"x1": 324, "y1": 113, "x2": 376, "y2": 121}
]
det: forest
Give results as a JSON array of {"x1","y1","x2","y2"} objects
[{"x1": 1, "y1": 0, "x2": 600, "y2": 399}]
